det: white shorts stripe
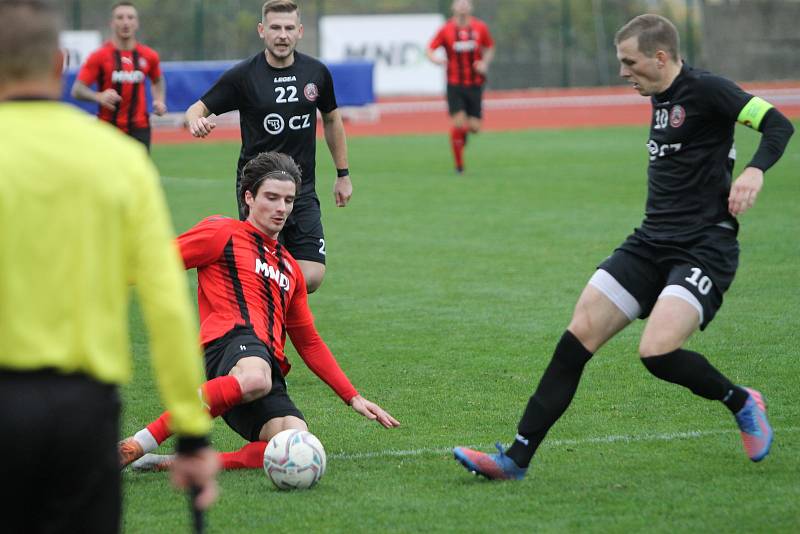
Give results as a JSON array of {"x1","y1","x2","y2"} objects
[
  {"x1": 588, "y1": 269, "x2": 642, "y2": 321},
  {"x1": 659, "y1": 285, "x2": 704, "y2": 326}
]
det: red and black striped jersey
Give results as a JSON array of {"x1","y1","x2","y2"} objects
[
  {"x1": 429, "y1": 17, "x2": 494, "y2": 87},
  {"x1": 76, "y1": 41, "x2": 161, "y2": 132},
  {"x1": 178, "y1": 216, "x2": 358, "y2": 402}
]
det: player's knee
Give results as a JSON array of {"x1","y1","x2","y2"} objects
[
  {"x1": 566, "y1": 310, "x2": 603, "y2": 353},
  {"x1": 232, "y1": 362, "x2": 272, "y2": 401},
  {"x1": 305, "y1": 275, "x2": 323, "y2": 293},
  {"x1": 638, "y1": 332, "x2": 682, "y2": 359}
]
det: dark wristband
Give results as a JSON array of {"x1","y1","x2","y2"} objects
[
  {"x1": 176, "y1": 435, "x2": 210, "y2": 454},
  {"x1": 336, "y1": 168, "x2": 349, "y2": 178}
]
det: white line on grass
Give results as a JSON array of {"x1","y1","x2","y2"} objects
[
  {"x1": 161, "y1": 175, "x2": 223, "y2": 185},
  {"x1": 328, "y1": 426, "x2": 799, "y2": 461}
]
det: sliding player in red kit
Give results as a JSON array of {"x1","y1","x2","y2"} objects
[
  {"x1": 119, "y1": 152, "x2": 399, "y2": 471},
  {"x1": 427, "y1": 0, "x2": 495, "y2": 174}
]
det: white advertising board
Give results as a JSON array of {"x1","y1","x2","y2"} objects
[
  {"x1": 60, "y1": 30, "x2": 102, "y2": 70},
  {"x1": 320, "y1": 14, "x2": 446, "y2": 96}
]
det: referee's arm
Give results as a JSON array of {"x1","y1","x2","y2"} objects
[{"x1": 128, "y1": 157, "x2": 211, "y2": 440}]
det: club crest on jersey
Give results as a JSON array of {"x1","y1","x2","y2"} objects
[
  {"x1": 669, "y1": 105, "x2": 686, "y2": 128},
  {"x1": 304, "y1": 83, "x2": 319, "y2": 102},
  {"x1": 138, "y1": 57, "x2": 148, "y2": 69},
  {"x1": 255, "y1": 258, "x2": 290, "y2": 290}
]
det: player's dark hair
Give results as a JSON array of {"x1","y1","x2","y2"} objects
[
  {"x1": 262, "y1": 0, "x2": 299, "y2": 20},
  {"x1": 0, "y1": 0, "x2": 61, "y2": 85},
  {"x1": 615, "y1": 14, "x2": 680, "y2": 61},
  {"x1": 239, "y1": 152, "x2": 302, "y2": 218}
]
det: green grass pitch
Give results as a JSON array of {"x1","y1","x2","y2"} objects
[{"x1": 122, "y1": 123, "x2": 799, "y2": 532}]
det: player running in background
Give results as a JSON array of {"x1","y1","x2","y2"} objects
[
  {"x1": 71, "y1": 1, "x2": 166, "y2": 150},
  {"x1": 427, "y1": 0, "x2": 495, "y2": 174},
  {"x1": 453, "y1": 14, "x2": 794, "y2": 480},
  {"x1": 120, "y1": 152, "x2": 399, "y2": 472},
  {"x1": 186, "y1": 0, "x2": 352, "y2": 293},
  {"x1": 0, "y1": 1, "x2": 217, "y2": 529}
]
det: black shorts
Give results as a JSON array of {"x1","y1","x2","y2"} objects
[
  {"x1": 279, "y1": 195, "x2": 326, "y2": 264},
  {"x1": 0, "y1": 369, "x2": 121, "y2": 534},
  {"x1": 597, "y1": 226, "x2": 739, "y2": 330},
  {"x1": 204, "y1": 327, "x2": 304, "y2": 442},
  {"x1": 446, "y1": 84, "x2": 485, "y2": 118},
  {"x1": 127, "y1": 126, "x2": 151, "y2": 151}
]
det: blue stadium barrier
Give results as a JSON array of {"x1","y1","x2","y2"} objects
[{"x1": 61, "y1": 59, "x2": 374, "y2": 114}]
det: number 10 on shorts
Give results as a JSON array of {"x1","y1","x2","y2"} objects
[{"x1": 685, "y1": 267, "x2": 713, "y2": 295}]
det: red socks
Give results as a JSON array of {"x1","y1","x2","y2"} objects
[
  {"x1": 202, "y1": 375, "x2": 243, "y2": 418},
  {"x1": 146, "y1": 375, "x2": 243, "y2": 445},
  {"x1": 450, "y1": 127, "x2": 467, "y2": 171},
  {"x1": 219, "y1": 441, "x2": 268, "y2": 470}
]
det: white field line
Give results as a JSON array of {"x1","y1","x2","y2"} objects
[
  {"x1": 328, "y1": 426, "x2": 799, "y2": 461},
  {"x1": 161, "y1": 175, "x2": 224, "y2": 185},
  {"x1": 375, "y1": 88, "x2": 800, "y2": 115}
]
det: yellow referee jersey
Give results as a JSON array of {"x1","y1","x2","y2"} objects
[{"x1": 0, "y1": 100, "x2": 210, "y2": 438}]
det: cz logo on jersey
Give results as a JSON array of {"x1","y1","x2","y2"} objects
[{"x1": 263, "y1": 113, "x2": 311, "y2": 135}]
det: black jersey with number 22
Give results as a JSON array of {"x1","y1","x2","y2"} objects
[{"x1": 201, "y1": 51, "x2": 337, "y2": 198}]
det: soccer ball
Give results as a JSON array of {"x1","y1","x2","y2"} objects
[{"x1": 263, "y1": 429, "x2": 326, "y2": 490}]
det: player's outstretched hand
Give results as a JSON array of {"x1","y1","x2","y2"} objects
[
  {"x1": 170, "y1": 446, "x2": 220, "y2": 510},
  {"x1": 98, "y1": 88, "x2": 122, "y2": 111},
  {"x1": 334, "y1": 175, "x2": 353, "y2": 207},
  {"x1": 187, "y1": 117, "x2": 217, "y2": 138},
  {"x1": 728, "y1": 166, "x2": 764, "y2": 216},
  {"x1": 349, "y1": 394, "x2": 400, "y2": 428},
  {"x1": 152, "y1": 100, "x2": 167, "y2": 116}
]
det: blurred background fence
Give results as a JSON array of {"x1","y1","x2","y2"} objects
[{"x1": 60, "y1": 0, "x2": 800, "y2": 90}]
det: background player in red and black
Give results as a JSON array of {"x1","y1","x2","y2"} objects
[
  {"x1": 119, "y1": 151, "x2": 399, "y2": 472},
  {"x1": 71, "y1": 1, "x2": 166, "y2": 151},
  {"x1": 427, "y1": 0, "x2": 495, "y2": 173},
  {"x1": 453, "y1": 14, "x2": 794, "y2": 480},
  {"x1": 186, "y1": 0, "x2": 353, "y2": 293}
]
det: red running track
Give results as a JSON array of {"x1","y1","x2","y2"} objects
[{"x1": 154, "y1": 82, "x2": 800, "y2": 144}]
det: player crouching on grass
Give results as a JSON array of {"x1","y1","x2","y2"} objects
[{"x1": 120, "y1": 152, "x2": 400, "y2": 471}]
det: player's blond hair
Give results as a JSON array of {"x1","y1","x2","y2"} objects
[
  {"x1": 262, "y1": 0, "x2": 299, "y2": 21},
  {"x1": 0, "y1": 0, "x2": 61, "y2": 86},
  {"x1": 615, "y1": 14, "x2": 680, "y2": 61}
]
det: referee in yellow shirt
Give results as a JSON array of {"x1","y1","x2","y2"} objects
[{"x1": 0, "y1": 2, "x2": 219, "y2": 532}]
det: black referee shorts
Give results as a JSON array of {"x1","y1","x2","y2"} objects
[
  {"x1": 204, "y1": 327, "x2": 304, "y2": 442},
  {"x1": 598, "y1": 226, "x2": 739, "y2": 330},
  {"x1": 446, "y1": 84, "x2": 485, "y2": 118},
  {"x1": 0, "y1": 369, "x2": 121, "y2": 534}
]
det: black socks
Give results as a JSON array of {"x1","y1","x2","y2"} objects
[
  {"x1": 641, "y1": 348, "x2": 748, "y2": 413},
  {"x1": 506, "y1": 339, "x2": 748, "y2": 470},
  {"x1": 506, "y1": 330, "x2": 593, "y2": 468}
]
